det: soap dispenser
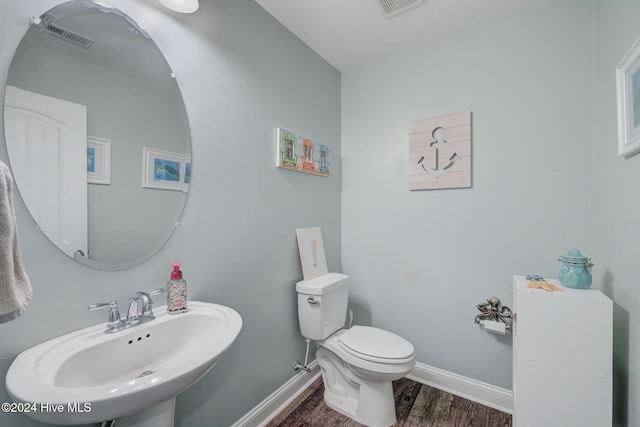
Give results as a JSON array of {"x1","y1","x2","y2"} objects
[{"x1": 166, "y1": 262, "x2": 188, "y2": 314}]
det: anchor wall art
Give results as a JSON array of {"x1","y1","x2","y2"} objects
[
  {"x1": 276, "y1": 128, "x2": 331, "y2": 177},
  {"x1": 408, "y1": 111, "x2": 472, "y2": 190}
]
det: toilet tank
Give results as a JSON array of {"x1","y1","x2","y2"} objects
[{"x1": 296, "y1": 273, "x2": 349, "y2": 340}]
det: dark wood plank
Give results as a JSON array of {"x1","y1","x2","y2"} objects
[
  {"x1": 393, "y1": 378, "x2": 424, "y2": 422},
  {"x1": 400, "y1": 385, "x2": 453, "y2": 427},
  {"x1": 450, "y1": 394, "x2": 512, "y2": 427},
  {"x1": 267, "y1": 377, "x2": 512, "y2": 427},
  {"x1": 266, "y1": 377, "x2": 324, "y2": 427},
  {"x1": 302, "y1": 403, "x2": 363, "y2": 427}
]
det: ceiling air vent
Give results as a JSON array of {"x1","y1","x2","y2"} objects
[
  {"x1": 38, "y1": 12, "x2": 94, "y2": 49},
  {"x1": 376, "y1": 0, "x2": 425, "y2": 18}
]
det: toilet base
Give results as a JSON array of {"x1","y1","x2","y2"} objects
[
  {"x1": 317, "y1": 347, "x2": 398, "y2": 427},
  {"x1": 323, "y1": 378, "x2": 396, "y2": 427}
]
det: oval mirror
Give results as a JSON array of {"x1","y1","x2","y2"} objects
[{"x1": 4, "y1": 0, "x2": 192, "y2": 270}]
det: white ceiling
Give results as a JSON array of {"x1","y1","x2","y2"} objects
[{"x1": 255, "y1": 0, "x2": 554, "y2": 71}]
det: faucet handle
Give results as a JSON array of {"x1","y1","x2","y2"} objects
[
  {"x1": 142, "y1": 288, "x2": 165, "y2": 317},
  {"x1": 88, "y1": 301, "x2": 114, "y2": 310},
  {"x1": 145, "y1": 288, "x2": 165, "y2": 314},
  {"x1": 88, "y1": 300, "x2": 120, "y2": 317},
  {"x1": 147, "y1": 288, "x2": 166, "y2": 308},
  {"x1": 88, "y1": 301, "x2": 124, "y2": 333},
  {"x1": 129, "y1": 288, "x2": 164, "y2": 304},
  {"x1": 149, "y1": 287, "x2": 166, "y2": 297}
]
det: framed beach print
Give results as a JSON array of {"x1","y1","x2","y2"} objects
[
  {"x1": 142, "y1": 147, "x2": 190, "y2": 192},
  {"x1": 87, "y1": 136, "x2": 111, "y2": 185},
  {"x1": 616, "y1": 36, "x2": 640, "y2": 158},
  {"x1": 295, "y1": 227, "x2": 328, "y2": 280},
  {"x1": 183, "y1": 161, "x2": 191, "y2": 187}
]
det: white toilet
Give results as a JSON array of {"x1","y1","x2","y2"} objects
[{"x1": 296, "y1": 273, "x2": 415, "y2": 427}]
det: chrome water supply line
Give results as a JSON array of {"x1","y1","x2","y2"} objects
[{"x1": 293, "y1": 338, "x2": 312, "y2": 373}]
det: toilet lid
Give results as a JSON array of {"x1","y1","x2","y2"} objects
[{"x1": 339, "y1": 326, "x2": 414, "y2": 360}]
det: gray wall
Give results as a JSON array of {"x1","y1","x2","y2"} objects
[
  {"x1": 0, "y1": 1, "x2": 341, "y2": 426},
  {"x1": 341, "y1": 0, "x2": 593, "y2": 390},
  {"x1": 592, "y1": 1, "x2": 640, "y2": 426},
  {"x1": 342, "y1": 1, "x2": 640, "y2": 425},
  {"x1": 3, "y1": 0, "x2": 640, "y2": 426}
]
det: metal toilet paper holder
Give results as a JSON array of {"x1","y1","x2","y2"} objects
[{"x1": 474, "y1": 297, "x2": 512, "y2": 331}]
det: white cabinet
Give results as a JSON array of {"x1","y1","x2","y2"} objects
[{"x1": 512, "y1": 275, "x2": 612, "y2": 427}]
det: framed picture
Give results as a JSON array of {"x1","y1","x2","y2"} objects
[
  {"x1": 295, "y1": 227, "x2": 328, "y2": 280},
  {"x1": 87, "y1": 136, "x2": 111, "y2": 185},
  {"x1": 616, "y1": 36, "x2": 640, "y2": 158},
  {"x1": 184, "y1": 161, "x2": 191, "y2": 186},
  {"x1": 408, "y1": 111, "x2": 471, "y2": 190},
  {"x1": 276, "y1": 128, "x2": 331, "y2": 176},
  {"x1": 142, "y1": 147, "x2": 191, "y2": 192}
]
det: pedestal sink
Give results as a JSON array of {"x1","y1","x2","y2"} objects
[{"x1": 5, "y1": 301, "x2": 242, "y2": 426}]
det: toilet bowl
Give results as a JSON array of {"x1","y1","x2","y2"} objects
[
  {"x1": 316, "y1": 327, "x2": 415, "y2": 427},
  {"x1": 296, "y1": 273, "x2": 415, "y2": 427}
]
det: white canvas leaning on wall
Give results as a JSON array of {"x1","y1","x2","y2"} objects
[{"x1": 295, "y1": 227, "x2": 328, "y2": 280}]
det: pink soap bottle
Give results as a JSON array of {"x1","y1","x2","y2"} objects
[{"x1": 166, "y1": 262, "x2": 188, "y2": 314}]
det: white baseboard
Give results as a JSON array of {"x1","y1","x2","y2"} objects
[
  {"x1": 230, "y1": 360, "x2": 321, "y2": 427},
  {"x1": 232, "y1": 360, "x2": 513, "y2": 427},
  {"x1": 406, "y1": 362, "x2": 513, "y2": 414}
]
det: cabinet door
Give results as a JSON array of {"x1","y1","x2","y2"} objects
[{"x1": 513, "y1": 276, "x2": 612, "y2": 427}]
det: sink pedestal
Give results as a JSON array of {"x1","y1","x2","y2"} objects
[{"x1": 116, "y1": 398, "x2": 175, "y2": 427}]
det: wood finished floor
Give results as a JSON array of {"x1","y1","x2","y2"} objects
[{"x1": 266, "y1": 377, "x2": 512, "y2": 427}]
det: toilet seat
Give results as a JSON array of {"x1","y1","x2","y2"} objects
[{"x1": 339, "y1": 326, "x2": 414, "y2": 364}]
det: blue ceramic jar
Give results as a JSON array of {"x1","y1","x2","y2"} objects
[{"x1": 557, "y1": 248, "x2": 593, "y2": 289}]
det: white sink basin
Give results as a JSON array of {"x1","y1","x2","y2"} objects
[{"x1": 6, "y1": 301, "x2": 242, "y2": 425}]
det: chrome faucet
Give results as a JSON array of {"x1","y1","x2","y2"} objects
[
  {"x1": 88, "y1": 288, "x2": 165, "y2": 333},
  {"x1": 126, "y1": 288, "x2": 164, "y2": 326}
]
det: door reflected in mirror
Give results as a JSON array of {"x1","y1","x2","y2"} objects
[{"x1": 4, "y1": 0, "x2": 192, "y2": 270}]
